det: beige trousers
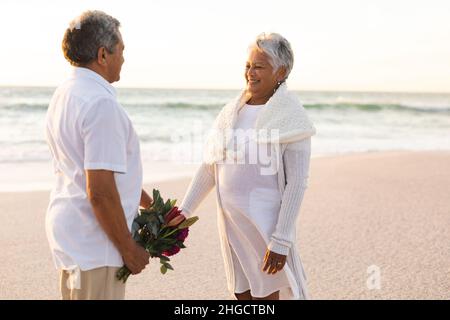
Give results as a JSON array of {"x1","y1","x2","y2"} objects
[{"x1": 60, "y1": 267, "x2": 126, "y2": 300}]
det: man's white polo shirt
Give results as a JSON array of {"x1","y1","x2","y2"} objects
[{"x1": 45, "y1": 67, "x2": 143, "y2": 271}]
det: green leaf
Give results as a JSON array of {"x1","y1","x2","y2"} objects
[
  {"x1": 157, "y1": 214, "x2": 165, "y2": 224},
  {"x1": 147, "y1": 248, "x2": 159, "y2": 256},
  {"x1": 160, "y1": 264, "x2": 167, "y2": 274},
  {"x1": 131, "y1": 221, "x2": 140, "y2": 236},
  {"x1": 162, "y1": 200, "x2": 172, "y2": 215},
  {"x1": 160, "y1": 237, "x2": 177, "y2": 243},
  {"x1": 134, "y1": 214, "x2": 147, "y2": 226},
  {"x1": 152, "y1": 189, "x2": 164, "y2": 211},
  {"x1": 178, "y1": 243, "x2": 186, "y2": 249},
  {"x1": 170, "y1": 199, "x2": 177, "y2": 207},
  {"x1": 163, "y1": 262, "x2": 174, "y2": 271},
  {"x1": 152, "y1": 189, "x2": 160, "y2": 202},
  {"x1": 159, "y1": 255, "x2": 170, "y2": 262},
  {"x1": 149, "y1": 223, "x2": 159, "y2": 237},
  {"x1": 177, "y1": 216, "x2": 199, "y2": 229}
]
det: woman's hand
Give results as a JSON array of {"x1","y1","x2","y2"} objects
[
  {"x1": 140, "y1": 189, "x2": 153, "y2": 209},
  {"x1": 262, "y1": 249, "x2": 287, "y2": 275}
]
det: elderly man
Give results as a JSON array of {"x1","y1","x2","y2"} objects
[{"x1": 45, "y1": 10, "x2": 152, "y2": 300}]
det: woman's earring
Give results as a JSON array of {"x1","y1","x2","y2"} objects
[{"x1": 274, "y1": 81, "x2": 282, "y2": 93}]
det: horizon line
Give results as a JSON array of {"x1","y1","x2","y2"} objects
[{"x1": 0, "y1": 84, "x2": 449, "y2": 95}]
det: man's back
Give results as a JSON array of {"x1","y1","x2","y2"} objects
[
  {"x1": 45, "y1": 10, "x2": 149, "y2": 300},
  {"x1": 45, "y1": 67, "x2": 143, "y2": 271}
]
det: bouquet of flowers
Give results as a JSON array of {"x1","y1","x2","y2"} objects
[{"x1": 116, "y1": 189, "x2": 198, "y2": 283}]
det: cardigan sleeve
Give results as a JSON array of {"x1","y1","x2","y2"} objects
[
  {"x1": 268, "y1": 137, "x2": 311, "y2": 255},
  {"x1": 179, "y1": 162, "x2": 216, "y2": 217}
]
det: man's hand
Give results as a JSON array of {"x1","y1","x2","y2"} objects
[
  {"x1": 86, "y1": 169, "x2": 151, "y2": 275},
  {"x1": 121, "y1": 240, "x2": 150, "y2": 275},
  {"x1": 262, "y1": 249, "x2": 287, "y2": 275}
]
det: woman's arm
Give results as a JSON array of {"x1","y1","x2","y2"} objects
[
  {"x1": 268, "y1": 137, "x2": 312, "y2": 256},
  {"x1": 140, "y1": 189, "x2": 153, "y2": 209},
  {"x1": 179, "y1": 162, "x2": 216, "y2": 217}
]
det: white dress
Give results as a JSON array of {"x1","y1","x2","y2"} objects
[{"x1": 217, "y1": 104, "x2": 299, "y2": 298}]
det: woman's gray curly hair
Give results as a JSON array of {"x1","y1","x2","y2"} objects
[
  {"x1": 250, "y1": 32, "x2": 294, "y2": 80},
  {"x1": 62, "y1": 10, "x2": 121, "y2": 66}
]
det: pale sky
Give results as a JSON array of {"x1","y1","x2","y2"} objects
[{"x1": 0, "y1": 0, "x2": 449, "y2": 92}]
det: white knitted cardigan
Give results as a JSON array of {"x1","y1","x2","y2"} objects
[
  {"x1": 181, "y1": 83, "x2": 316, "y2": 299},
  {"x1": 203, "y1": 82, "x2": 316, "y2": 164}
]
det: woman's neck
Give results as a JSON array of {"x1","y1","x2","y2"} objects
[{"x1": 247, "y1": 93, "x2": 271, "y2": 105}]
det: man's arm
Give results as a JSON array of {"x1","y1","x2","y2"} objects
[{"x1": 86, "y1": 169, "x2": 150, "y2": 274}]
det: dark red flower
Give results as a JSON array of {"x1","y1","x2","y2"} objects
[
  {"x1": 162, "y1": 245, "x2": 180, "y2": 257},
  {"x1": 167, "y1": 214, "x2": 186, "y2": 227},
  {"x1": 176, "y1": 228, "x2": 189, "y2": 241},
  {"x1": 164, "y1": 206, "x2": 182, "y2": 224}
]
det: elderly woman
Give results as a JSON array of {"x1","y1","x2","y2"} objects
[{"x1": 180, "y1": 33, "x2": 315, "y2": 300}]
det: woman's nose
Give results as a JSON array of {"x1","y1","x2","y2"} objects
[{"x1": 247, "y1": 67, "x2": 255, "y2": 77}]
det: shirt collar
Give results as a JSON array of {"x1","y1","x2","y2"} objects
[{"x1": 70, "y1": 67, "x2": 117, "y2": 97}]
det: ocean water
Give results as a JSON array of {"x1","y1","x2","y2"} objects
[{"x1": 1, "y1": 86, "x2": 449, "y2": 191}]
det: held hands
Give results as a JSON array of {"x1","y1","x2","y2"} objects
[
  {"x1": 120, "y1": 189, "x2": 153, "y2": 275},
  {"x1": 262, "y1": 249, "x2": 287, "y2": 275},
  {"x1": 140, "y1": 189, "x2": 153, "y2": 210}
]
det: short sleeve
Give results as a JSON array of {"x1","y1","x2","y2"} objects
[{"x1": 81, "y1": 98, "x2": 129, "y2": 173}]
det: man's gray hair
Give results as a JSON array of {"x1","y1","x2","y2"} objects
[
  {"x1": 250, "y1": 33, "x2": 294, "y2": 80},
  {"x1": 62, "y1": 10, "x2": 121, "y2": 66}
]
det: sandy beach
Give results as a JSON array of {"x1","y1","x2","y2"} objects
[{"x1": 0, "y1": 150, "x2": 449, "y2": 300}]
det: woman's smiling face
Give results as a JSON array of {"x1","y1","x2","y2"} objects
[{"x1": 245, "y1": 48, "x2": 285, "y2": 104}]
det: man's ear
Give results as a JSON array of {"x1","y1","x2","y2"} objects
[{"x1": 97, "y1": 47, "x2": 107, "y2": 66}]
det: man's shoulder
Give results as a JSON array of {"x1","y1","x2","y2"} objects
[{"x1": 52, "y1": 77, "x2": 118, "y2": 110}]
